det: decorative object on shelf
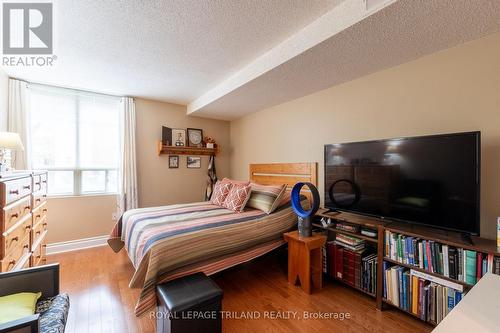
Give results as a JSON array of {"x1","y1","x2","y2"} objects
[
  {"x1": 162, "y1": 126, "x2": 172, "y2": 146},
  {"x1": 205, "y1": 155, "x2": 217, "y2": 200},
  {"x1": 187, "y1": 156, "x2": 201, "y2": 169},
  {"x1": 497, "y1": 217, "x2": 500, "y2": 248},
  {"x1": 172, "y1": 129, "x2": 186, "y2": 146},
  {"x1": 291, "y1": 182, "x2": 320, "y2": 237},
  {"x1": 204, "y1": 136, "x2": 216, "y2": 149},
  {"x1": 187, "y1": 128, "x2": 203, "y2": 147},
  {"x1": 168, "y1": 155, "x2": 179, "y2": 169},
  {"x1": 0, "y1": 132, "x2": 24, "y2": 174}
]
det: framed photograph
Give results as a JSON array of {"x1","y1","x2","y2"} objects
[
  {"x1": 187, "y1": 156, "x2": 201, "y2": 169},
  {"x1": 172, "y1": 129, "x2": 186, "y2": 146},
  {"x1": 187, "y1": 128, "x2": 204, "y2": 147},
  {"x1": 168, "y1": 155, "x2": 179, "y2": 168}
]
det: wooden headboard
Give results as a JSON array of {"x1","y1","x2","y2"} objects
[{"x1": 249, "y1": 162, "x2": 318, "y2": 199}]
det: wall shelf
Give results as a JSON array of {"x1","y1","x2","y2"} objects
[{"x1": 156, "y1": 141, "x2": 219, "y2": 156}]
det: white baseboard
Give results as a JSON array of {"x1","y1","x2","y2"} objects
[{"x1": 46, "y1": 235, "x2": 108, "y2": 255}]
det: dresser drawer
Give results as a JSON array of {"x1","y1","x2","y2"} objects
[
  {"x1": 1, "y1": 196, "x2": 32, "y2": 232},
  {"x1": 0, "y1": 234, "x2": 30, "y2": 272},
  {"x1": 32, "y1": 234, "x2": 47, "y2": 267},
  {"x1": 32, "y1": 201, "x2": 48, "y2": 226},
  {"x1": 32, "y1": 190, "x2": 47, "y2": 209},
  {"x1": 33, "y1": 173, "x2": 48, "y2": 193},
  {"x1": 1, "y1": 213, "x2": 32, "y2": 258},
  {"x1": 0, "y1": 176, "x2": 32, "y2": 206},
  {"x1": 32, "y1": 215, "x2": 48, "y2": 245}
]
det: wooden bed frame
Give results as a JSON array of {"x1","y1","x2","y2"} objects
[{"x1": 249, "y1": 162, "x2": 318, "y2": 200}]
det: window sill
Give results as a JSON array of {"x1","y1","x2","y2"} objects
[{"x1": 47, "y1": 193, "x2": 117, "y2": 200}]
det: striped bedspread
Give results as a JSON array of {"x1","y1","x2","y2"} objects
[{"x1": 107, "y1": 200, "x2": 298, "y2": 316}]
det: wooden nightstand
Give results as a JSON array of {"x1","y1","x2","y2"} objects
[{"x1": 283, "y1": 230, "x2": 326, "y2": 294}]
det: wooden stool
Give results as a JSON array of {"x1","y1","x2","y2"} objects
[{"x1": 284, "y1": 230, "x2": 327, "y2": 294}]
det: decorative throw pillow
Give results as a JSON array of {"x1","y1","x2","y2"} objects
[
  {"x1": 246, "y1": 183, "x2": 287, "y2": 214},
  {"x1": 210, "y1": 180, "x2": 233, "y2": 206},
  {"x1": 222, "y1": 183, "x2": 252, "y2": 212},
  {"x1": 0, "y1": 292, "x2": 41, "y2": 324}
]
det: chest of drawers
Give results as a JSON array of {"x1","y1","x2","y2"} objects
[{"x1": 0, "y1": 171, "x2": 48, "y2": 272}]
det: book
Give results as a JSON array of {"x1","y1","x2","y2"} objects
[
  {"x1": 448, "y1": 247, "x2": 457, "y2": 280},
  {"x1": 333, "y1": 240, "x2": 365, "y2": 251},
  {"x1": 410, "y1": 269, "x2": 463, "y2": 292},
  {"x1": 476, "y1": 252, "x2": 483, "y2": 281},
  {"x1": 465, "y1": 250, "x2": 477, "y2": 285}
]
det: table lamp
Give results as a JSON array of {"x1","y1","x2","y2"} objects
[{"x1": 0, "y1": 132, "x2": 24, "y2": 173}]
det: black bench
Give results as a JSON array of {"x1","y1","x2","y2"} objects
[{"x1": 156, "y1": 272, "x2": 223, "y2": 333}]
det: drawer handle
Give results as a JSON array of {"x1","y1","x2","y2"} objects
[
  {"x1": 36, "y1": 255, "x2": 41, "y2": 260},
  {"x1": 35, "y1": 182, "x2": 41, "y2": 186},
  {"x1": 7, "y1": 260, "x2": 16, "y2": 269},
  {"x1": 42, "y1": 180, "x2": 47, "y2": 183},
  {"x1": 9, "y1": 189, "x2": 19, "y2": 195},
  {"x1": 23, "y1": 244, "x2": 29, "y2": 249},
  {"x1": 42, "y1": 223, "x2": 47, "y2": 227},
  {"x1": 25, "y1": 225, "x2": 31, "y2": 230},
  {"x1": 23, "y1": 185, "x2": 31, "y2": 190},
  {"x1": 10, "y1": 213, "x2": 19, "y2": 219},
  {"x1": 42, "y1": 208, "x2": 48, "y2": 212},
  {"x1": 36, "y1": 231, "x2": 41, "y2": 235},
  {"x1": 35, "y1": 199, "x2": 41, "y2": 203},
  {"x1": 42, "y1": 244, "x2": 47, "y2": 248},
  {"x1": 36, "y1": 214, "x2": 41, "y2": 219},
  {"x1": 24, "y1": 205, "x2": 31, "y2": 211},
  {"x1": 9, "y1": 237, "x2": 19, "y2": 246}
]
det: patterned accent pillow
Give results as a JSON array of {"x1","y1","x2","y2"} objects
[
  {"x1": 210, "y1": 180, "x2": 233, "y2": 206},
  {"x1": 246, "y1": 183, "x2": 287, "y2": 214},
  {"x1": 222, "y1": 183, "x2": 252, "y2": 212}
]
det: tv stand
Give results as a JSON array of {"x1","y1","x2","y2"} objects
[{"x1": 313, "y1": 208, "x2": 500, "y2": 327}]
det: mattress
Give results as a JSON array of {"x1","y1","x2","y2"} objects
[{"x1": 108, "y1": 199, "x2": 297, "y2": 316}]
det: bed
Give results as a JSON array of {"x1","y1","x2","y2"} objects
[{"x1": 108, "y1": 162, "x2": 317, "y2": 316}]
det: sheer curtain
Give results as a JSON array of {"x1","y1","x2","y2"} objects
[
  {"x1": 118, "y1": 97, "x2": 138, "y2": 215},
  {"x1": 7, "y1": 78, "x2": 30, "y2": 169}
]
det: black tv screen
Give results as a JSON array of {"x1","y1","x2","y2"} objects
[{"x1": 324, "y1": 132, "x2": 480, "y2": 234}]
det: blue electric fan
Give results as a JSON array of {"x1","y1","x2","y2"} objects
[{"x1": 290, "y1": 182, "x2": 320, "y2": 237}]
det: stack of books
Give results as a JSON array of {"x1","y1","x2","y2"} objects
[
  {"x1": 325, "y1": 241, "x2": 376, "y2": 295},
  {"x1": 385, "y1": 230, "x2": 500, "y2": 284},
  {"x1": 383, "y1": 264, "x2": 465, "y2": 324},
  {"x1": 334, "y1": 234, "x2": 365, "y2": 251}
]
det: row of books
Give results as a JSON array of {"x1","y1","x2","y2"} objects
[
  {"x1": 334, "y1": 233, "x2": 365, "y2": 251},
  {"x1": 385, "y1": 230, "x2": 500, "y2": 284},
  {"x1": 325, "y1": 240, "x2": 377, "y2": 295},
  {"x1": 384, "y1": 264, "x2": 465, "y2": 324}
]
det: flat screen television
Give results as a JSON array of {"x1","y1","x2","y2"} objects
[{"x1": 324, "y1": 132, "x2": 480, "y2": 235}]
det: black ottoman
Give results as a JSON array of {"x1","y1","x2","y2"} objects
[{"x1": 156, "y1": 272, "x2": 223, "y2": 333}]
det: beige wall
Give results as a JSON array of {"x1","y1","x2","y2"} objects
[
  {"x1": 47, "y1": 195, "x2": 117, "y2": 243},
  {"x1": 0, "y1": 69, "x2": 8, "y2": 131},
  {"x1": 230, "y1": 32, "x2": 500, "y2": 239},
  {"x1": 47, "y1": 99, "x2": 230, "y2": 243},
  {"x1": 135, "y1": 98, "x2": 230, "y2": 207}
]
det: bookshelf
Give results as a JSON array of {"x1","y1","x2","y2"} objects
[
  {"x1": 314, "y1": 208, "x2": 500, "y2": 327},
  {"x1": 156, "y1": 141, "x2": 220, "y2": 156}
]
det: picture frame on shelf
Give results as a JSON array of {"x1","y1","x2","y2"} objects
[
  {"x1": 172, "y1": 129, "x2": 186, "y2": 146},
  {"x1": 187, "y1": 128, "x2": 204, "y2": 147},
  {"x1": 187, "y1": 156, "x2": 201, "y2": 169},
  {"x1": 162, "y1": 126, "x2": 172, "y2": 146},
  {"x1": 168, "y1": 155, "x2": 179, "y2": 168}
]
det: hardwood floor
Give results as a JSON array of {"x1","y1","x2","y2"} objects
[{"x1": 48, "y1": 246, "x2": 432, "y2": 333}]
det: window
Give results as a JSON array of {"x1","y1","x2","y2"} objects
[{"x1": 30, "y1": 85, "x2": 120, "y2": 196}]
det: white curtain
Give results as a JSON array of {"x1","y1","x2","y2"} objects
[
  {"x1": 7, "y1": 79, "x2": 30, "y2": 169},
  {"x1": 118, "y1": 97, "x2": 138, "y2": 216}
]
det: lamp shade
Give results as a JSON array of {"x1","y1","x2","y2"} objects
[{"x1": 0, "y1": 132, "x2": 24, "y2": 150}]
